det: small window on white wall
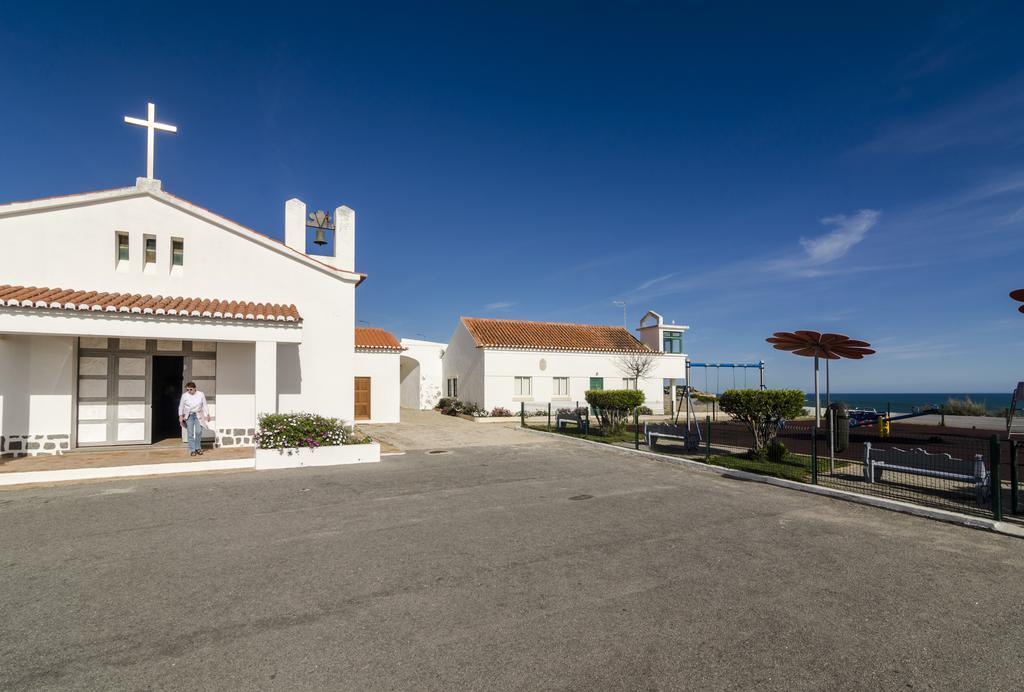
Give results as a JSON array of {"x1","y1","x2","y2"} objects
[
  {"x1": 143, "y1": 235, "x2": 157, "y2": 274},
  {"x1": 623, "y1": 378, "x2": 638, "y2": 390},
  {"x1": 171, "y1": 238, "x2": 184, "y2": 267},
  {"x1": 116, "y1": 232, "x2": 129, "y2": 263},
  {"x1": 514, "y1": 376, "x2": 532, "y2": 397},
  {"x1": 447, "y1": 378, "x2": 458, "y2": 398},
  {"x1": 553, "y1": 377, "x2": 569, "y2": 397}
]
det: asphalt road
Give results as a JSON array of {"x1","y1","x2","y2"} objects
[{"x1": 2, "y1": 434, "x2": 1023, "y2": 690}]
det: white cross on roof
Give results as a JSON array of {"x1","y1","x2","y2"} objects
[{"x1": 123, "y1": 102, "x2": 177, "y2": 180}]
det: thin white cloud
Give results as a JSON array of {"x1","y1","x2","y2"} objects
[
  {"x1": 484, "y1": 301, "x2": 514, "y2": 310},
  {"x1": 799, "y1": 209, "x2": 881, "y2": 266},
  {"x1": 635, "y1": 273, "x2": 677, "y2": 291}
]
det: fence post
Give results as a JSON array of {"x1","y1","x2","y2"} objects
[
  {"x1": 1010, "y1": 440, "x2": 1019, "y2": 515},
  {"x1": 705, "y1": 416, "x2": 711, "y2": 461},
  {"x1": 547, "y1": 403, "x2": 551, "y2": 432},
  {"x1": 520, "y1": 401, "x2": 525, "y2": 428},
  {"x1": 634, "y1": 407, "x2": 640, "y2": 450},
  {"x1": 990, "y1": 435, "x2": 1002, "y2": 521},
  {"x1": 584, "y1": 407, "x2": 590, "y2": 435},
  {"x1": 811, "y1": 425, "x2": 818, "y2": 485}
]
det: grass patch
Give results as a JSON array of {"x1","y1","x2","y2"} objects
[
  {"x1": 705, "y1": 454, "x2": 815, "y2": 483},
  {"x1": 526, "y1": 424, "x2": 636, "y2": 444}
]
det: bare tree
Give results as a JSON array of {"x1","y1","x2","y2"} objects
[{"x1": 615, "y1": 350, "x2": 658, "y2": 384}]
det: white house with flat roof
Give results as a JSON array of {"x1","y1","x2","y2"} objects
[{"x1": 441, "y1": 314, "x2": 687, "y2": 414}]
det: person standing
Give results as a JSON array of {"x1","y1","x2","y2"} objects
[{"x1": 178, "y1": 381, "x2": 210, "y2": 456}]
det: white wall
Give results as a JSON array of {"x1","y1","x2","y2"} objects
[
  {"x1": 399, "y1": 338, "x2": 445, "y2": 410},
  {"x1": 482, "y1": 349, "x2": 684, "y2": 413},
  {"x1": 0, "y1": 185, "x2": 360, "y2": 433},
  {"x1": 216, "y1": 341, "x2": 255, "y2": 431},
  {"x1": 354, "y1": 351, "x2": 400, "y2": 424},
  {"x1": 440, "y1": 323, "x2": 485, "y2": 407},
  {"x1": 0, "y1": 334, "x2": 74, "y2": 456}
]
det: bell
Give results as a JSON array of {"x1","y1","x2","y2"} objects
[{"x1": 313, "y1": 227, "x2": 328, "y2": 246}]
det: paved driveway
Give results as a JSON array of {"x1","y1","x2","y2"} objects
[
  {"x1": 2, "y1": 434, "x2": 1022, "y2": 690},
  {"x1": 363, "y1": 408, "x2": 547, "y2": 450}
]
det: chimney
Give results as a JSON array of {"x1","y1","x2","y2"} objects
[
  {"x1": 333, "y1": 205, "x2": 355, "y2": 271},
  {"x1": 284, "y1": 198, "x2": 306, "y2": 254}
]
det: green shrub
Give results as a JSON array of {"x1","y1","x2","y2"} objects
[
  {"x1": 718, "y1": 389, "x2": 805, "y2": 453},
  {"x1": 765, "y1": 440, "x2": 787, "y2": 463},
  {"x1": 637, "y1": 405, "x2": 653, "y2": 416},
  {"x1": 585, "y1": 389, "x2": 646, "y2": 433},
  {"x1": 255, "y1": 413, "x2": 366, "y2": 449},
  {"x1": 942, "y1": 396, "x2": 988, "y2": 416}
]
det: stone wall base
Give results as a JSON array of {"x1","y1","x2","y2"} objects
[
  {"x1": 215, "y1": 428, "x2": 256, "y2": 448},
  {"x1": 1, "y1": 434, "x2": 71, "y2": 459}
]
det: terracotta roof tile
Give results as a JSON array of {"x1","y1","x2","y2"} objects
[
  {"x1": 355, "y1": 327, "x2": 403, "y2": 351},
  {"x1": 461, "y1": 317, "x2": 651, "y2": 353},
  {"x1": 0, "y1": 285, "x2": 302, "y2": 323}
]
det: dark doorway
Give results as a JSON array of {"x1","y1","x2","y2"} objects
[{"x1": 152, "y1": 356, "x2": 185, "y2": 442}]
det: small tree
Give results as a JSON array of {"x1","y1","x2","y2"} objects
[
  {"x1": 585, "y1": 389, "x2": 646, "y2": 434},
  {"x1": 615, "y1": 351, "x2": 658, "y2": 384},
  {"x1": 717, "y1": 389, "x2": 805, "y2": 454}
]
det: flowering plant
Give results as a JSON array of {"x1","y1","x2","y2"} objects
[
  {"x1": 255, "y1": 413, "x2": 368, "y2": 450},
  {"x1": 489, "y1": 407, "x2": 513, "y2": 417}
]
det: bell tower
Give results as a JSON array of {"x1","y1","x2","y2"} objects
[{"x1": 283, "y1": 198, "x2": 356, "y2": 272}]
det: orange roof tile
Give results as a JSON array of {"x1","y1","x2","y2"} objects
[
  {"x1": 0, "y1": 285, "x2": 301, "y2": 322},
  {"x1": 462, "y1": 317, "x2": 651, "y2": 352},
  {"x1": 355, "y1": 327, "x2": 403, "y2": 351}
]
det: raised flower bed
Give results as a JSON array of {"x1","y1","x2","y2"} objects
[{"x1": 254, "y1": 413, "x2": 380, "y2": 470}]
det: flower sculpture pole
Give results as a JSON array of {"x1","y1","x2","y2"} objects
[{"x1": 765, "y1": 331, "x2": 875, "y2": 427}]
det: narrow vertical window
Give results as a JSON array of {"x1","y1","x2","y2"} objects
[
  {"x1": 554, "y1": 377, "x2": 569, "y2": 397},
  {"x1": 144, "y1": 235, "x2": 157, "y2": 265},
  {"x1": 171, "y1": 238, "x2": 184, "y2": 267},
  {"x1": 116, "y1": 232, "x2": 129, "y2": 262},
  {"x1": 514, "y1": 376, "x2": 532, "y2": 397}
]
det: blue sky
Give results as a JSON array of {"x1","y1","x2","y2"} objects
[{"x1": 2, "y1": 2, "x2": 1024, "y2": 392}]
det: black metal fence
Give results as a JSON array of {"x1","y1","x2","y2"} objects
[
  {"x1": 700, "y1": 418, "x2": 1021, "y2": 521},
  {"x1": 532, "y1": 403, "x2": 1023, "y2": 522}
]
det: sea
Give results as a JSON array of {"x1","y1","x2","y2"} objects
[{"x1": 805, "y1": 393, "x2": 1011, "y2": 414}]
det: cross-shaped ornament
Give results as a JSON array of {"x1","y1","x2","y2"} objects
[{"x1": 124, "y1": 102, "x2": 177, "y2": 179}]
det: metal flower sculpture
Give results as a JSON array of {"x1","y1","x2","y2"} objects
[
  {"x1": 1011, "y1": 289, "x2": 1024, "y2": 313},
  {"x1": 766, "y1": 331, "x2": 875, "y2": 426}
]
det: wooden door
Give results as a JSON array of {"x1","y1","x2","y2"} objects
[{"x1": 354, "y1": 377, "x2": 372, "y2": 420}]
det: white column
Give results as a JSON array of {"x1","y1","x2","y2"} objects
[
  {"x1": 255, "y1": 341, "x2": 278, "y2": 416},
  {"x1": 284, "y1": 198, "x2": 306, "y2": 254}
]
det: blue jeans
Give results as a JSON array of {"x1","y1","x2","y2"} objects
[{"x1": 185, "y1": 413, "x2": 203, "y2": 453}]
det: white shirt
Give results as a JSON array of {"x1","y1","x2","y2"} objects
[{"x1": 178, "y1": 390, "x2": 209, "y2": 418}]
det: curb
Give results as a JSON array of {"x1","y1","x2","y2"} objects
[
  {"x1": 519, "y1": 427, "x2": 1024, "y2": 540},
  {"x1": 0, "y1": 458, "x2": 256, "y2": 488}
]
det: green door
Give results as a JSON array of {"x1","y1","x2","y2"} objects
[{"x1": 589, "y1": 377, "x2": 604, "y2": 391}]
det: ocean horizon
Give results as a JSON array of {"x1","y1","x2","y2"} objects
[{"x1": 804, "y1": 392, "x2": 1011, "y2": 413}]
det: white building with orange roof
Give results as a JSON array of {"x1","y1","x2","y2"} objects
[
  {"x1": 441, "y1": 312, "x2": 687, "y2": 415},
  {"x1": 354, "y1": 328, "x2": 403, "y2": 424},
  {"x1": 0, "y1": 169, "x2": 375, "y2": 457}
]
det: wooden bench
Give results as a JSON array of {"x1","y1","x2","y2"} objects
[
  {"x1": 556, "y1": 411, "x2": 588, "y2": 434},
  {"x1": 644, "y1": 422, "x2": 690, "y2": 448},
  {"x1": 863, "y1": 442, "x2": 990, "y2": 504}
]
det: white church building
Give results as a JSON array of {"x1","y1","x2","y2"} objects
[
  {"x1": 441, "y1": 312, "x2": 687, "y2": 413},
  {"x1": 0, "y1": 103, "x2": 401, "y2": 458},
  {"x1": 0, "y1": 179, "x2": 379, "y2": 456}
]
